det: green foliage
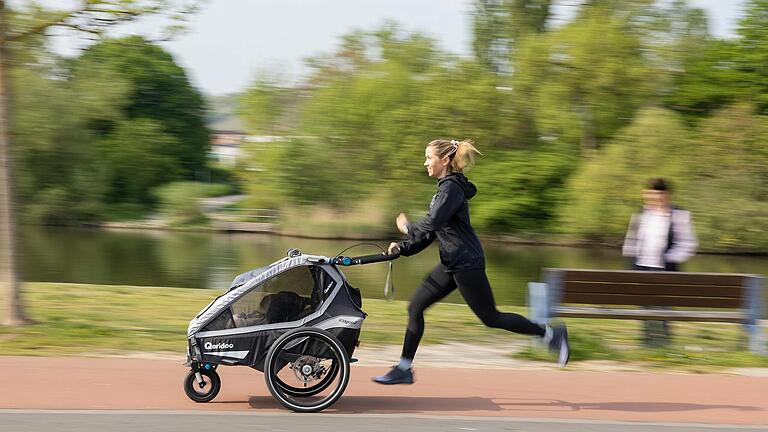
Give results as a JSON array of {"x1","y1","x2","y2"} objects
[
  {"x1": 9, "y1": 1, "x2": 768, "y2": 253},
  {"x1": 471, "y1": 146, "x2": 578, "y2": 233},
  {"x1": 234, "y1": 10, "x2": 768, "y2": 248},
  {"x1": 10, "y1": 58, "x2": 113, "y2": 224},
  {"x1": 662, "y1": 0, "x2": 768, "y2": 118},
  {"x1": 11, "y1": 35, "x2": 215, "y2": 224},
  {"x1": 737, "y1": 0, "x2": 768, "y2": 113},
  {"x1": 471, "y1": 0, "x2": 552, "y2": 73},
  {"x1": 235, "y1": 140, "x2": 290, "y2": 209},
  {"x1": 205, "y1": 166, "x2": 241, "y2": 192},
  {"x1": 559, "y1": 108, "x2": 692, "y2": 242},
  {"x1": 683, "y1": 103, "x2": 768, "y2": 251},
  {"x1": 512, "y1": 10, "x2": 653, "y2": 154},
  {"x1": 99, "y1": 118, "x2": 182, "y2": 205},
  {"x1": 560, "y1": 103, "x2": 768, "y2": 252},
  {"x1": 72, "y1": 35, "x2": 210, "y2": 177},
  {"x1": 272, "y1": 27, "x2": 516, "y2": 214},
  {"x1": 153, "y1": 181, "x2": 233, "y2": 226},
  {"x1": 664, "y1": 39, "x2": 746, "y2": 119},
  {"x1": 238, "y1": 77, "x2": 286, "y2": 134},
  {"x1": 294, "y1": 27, "x2": 451, "y2": 207}
]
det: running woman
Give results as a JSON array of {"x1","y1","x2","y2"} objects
[{"x1": 373, "y1": 139, "x2": 569, "y2": 385}]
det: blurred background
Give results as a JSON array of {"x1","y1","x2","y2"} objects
[{"x1": 1, "y1": 0, "x2": 767, "y2": 310}]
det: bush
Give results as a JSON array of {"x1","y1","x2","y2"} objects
[
  {"x1": 683, "y1": 103, "x2": 768, "y2": 251},
  {"x1": 558, "y1": 107, "x2": 692, "y2": 242},
  {"x1": 558, "y1": 104, "x2": 768, "y2": 252},
  {"x1": 152, "y1": 182, "x2": 233, "y2": 226}
]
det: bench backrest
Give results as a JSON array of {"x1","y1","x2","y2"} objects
[{"x1": 543, "y1": 269, "x2": 762, "y2": 309}]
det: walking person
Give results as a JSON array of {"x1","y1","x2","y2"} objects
[
  {"x1": 373, "y1": 139, "x2": 569, "y2": 385},
  {"x1": 622, "y1": 177, "x2": 698, "y2": 345}
]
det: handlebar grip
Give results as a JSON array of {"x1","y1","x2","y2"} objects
[{"x1": 335, "y1": 252, "x2": 400, "y2": 266}]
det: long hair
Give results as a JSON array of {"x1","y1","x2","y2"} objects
[{"x1": 428, "y1": 139, "x2": 483, "y2": 173}]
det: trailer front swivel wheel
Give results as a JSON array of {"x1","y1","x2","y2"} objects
[{"x1": 183, "y1": 368, "x2": 221, "y2": 403}]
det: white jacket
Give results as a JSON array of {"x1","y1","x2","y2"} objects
[{"x1": 622, "y1": 207, "x2": 698, "y2": 268}]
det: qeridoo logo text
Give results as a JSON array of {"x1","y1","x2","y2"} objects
[{"x1": 204, "y1": 342, "x2": 234, "y2": 350}]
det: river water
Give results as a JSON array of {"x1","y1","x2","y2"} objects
[{"x1": 19, "y1": 225, "x2": 767, "y2": 306}]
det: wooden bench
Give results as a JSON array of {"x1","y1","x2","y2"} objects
[{"x1": 528, "y1": 268, "x2": 765, "y2": 354}]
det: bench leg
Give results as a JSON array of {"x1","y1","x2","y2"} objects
[
  {"x1": 746, "y1": 322, "x2": 766, "y2": 355},
  {"x1": 528, "y1": 282, "x2": 550, "y2": 325},
  {"x1": 528, "y1": 282, "x2": 549, "y2": 349}
]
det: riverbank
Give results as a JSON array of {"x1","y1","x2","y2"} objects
[
  {"x1": 2, "y1": 283, "x2": 766, "y2": 371},
  {"x1": 91, "y1": 219, "x2": 768, "y2": 256}
]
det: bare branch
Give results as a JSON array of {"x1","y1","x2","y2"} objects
[
  {"x1": 2, "y1": 9, "x2": 81, "y2": 44},
  {"x1": 2, "y1": 1, "x2": 189, "y2": 45},
  {"x1": 54, "y1": 22, "x2": 104, "y2": 37}
]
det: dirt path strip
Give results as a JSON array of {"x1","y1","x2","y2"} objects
[{"x1": 2, "y1": 356, "x2": 767, "y2": 425}]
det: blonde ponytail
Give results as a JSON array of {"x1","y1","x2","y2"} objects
[{"x1": 427, "y1": 138, "x2": 483, "y2": 173}]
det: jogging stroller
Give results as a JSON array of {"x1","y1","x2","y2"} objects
[{"x1": 183, "y1": 248, "x2": 398, "y2": 412}]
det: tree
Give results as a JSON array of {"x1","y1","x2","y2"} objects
[
  {"x1": 511, "y1": 7, "x2": 653, "y2": 155},
  {"x1": 663, "y1": 0, "x2": 768, "y2": 116},
  {"x1": 684, "y1": 103, "x2": 768, "y2": 251},
  {"x1": 470, "y1": 145, "x2": 578, "y2": 234},
  {"x1": 294, "y1": 25, "x2": 448, "y2": 206},
  {"x1": 72, "y1": 36, "x2": 209, "y2": 181},
  {"x1": 238, "y1": 76, "x2": 288, "y2": 135},
  {"x1": 237, "y1": 24, "x2": 514, "y2": 218},
  {"x1": 0, "y1": 1, "x2": 201, "y2": 326},
  {"x1": 560, "y1": 103, "x2": 768, "y2": 252},
  {"x1": 471, "y1": 0, "x2": 552, "y2": 74},
  {"x1": 11, "y1": 62, "x2": 116, "y2": 224},
  {"x1": 99, "y1": 118, "x2": 182, "y2": 204},
  {"x1": 558, "y1": 107, "x2": 692, "y2": 242},
  {"x1": 736, "y1": 0, "x2": 768, "y2": 113},
  {"x1": 664, "y1": 38, "x2": 745, "y2": 119}
]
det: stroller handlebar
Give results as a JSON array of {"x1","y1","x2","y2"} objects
[{"x1": 330, "y1": 251, "x2": 400, "y2": 266}]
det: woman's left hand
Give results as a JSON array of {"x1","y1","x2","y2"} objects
[{"x1": 396, "y1": 213, "x2": 409, "y2": 234}]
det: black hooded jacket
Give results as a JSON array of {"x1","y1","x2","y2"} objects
[{"x1": 398, "y1": 172, "x2": 485, "y2": 272}]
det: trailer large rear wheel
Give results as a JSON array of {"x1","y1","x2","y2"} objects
[{"x1": 264, "y1": 327, "x2": 350, "y2": 412}]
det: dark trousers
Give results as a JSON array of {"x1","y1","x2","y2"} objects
[
  {"x1": 401, "y1": 265, "x2": 545, "y2": 360},
  {"x1": 635, "y1": 265, "x2": 672, "y2": 347}
]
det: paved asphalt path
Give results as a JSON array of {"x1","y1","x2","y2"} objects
[
  {"x1": 3, "y1": 356, "x2": 767, "y2": 430},
  {"x1": 2, "y1": 411, "x2": 767, "y2": 432}
]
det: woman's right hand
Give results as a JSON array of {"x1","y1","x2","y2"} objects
[
  {"x1": 387, "y1": 242, "x2": 400, "y2": 255},
  {"x1": 396, "y1": 213, "x2": 410, "y2": 234}
]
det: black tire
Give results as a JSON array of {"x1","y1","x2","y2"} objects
[
  {"x1": 183, "y1": 368, "x2": 221, "y2": 403},
  {"x1": 264, "y1": 327, "x2": 350, "y2": 413}
]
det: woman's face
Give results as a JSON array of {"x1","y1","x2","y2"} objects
[{"x1": 424, "y1": 145, "x2": 449, "y2": 178}]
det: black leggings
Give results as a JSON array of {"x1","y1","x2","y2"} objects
[{"x1": 401, "y1": 265, "x2": 546, "y2": 360}]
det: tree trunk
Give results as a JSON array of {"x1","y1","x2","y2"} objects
[{"x1": 0, "y1": 1, "x2": 28, "y2": 326}]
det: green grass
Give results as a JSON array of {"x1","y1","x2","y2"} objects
[
  {"x1": 1, "y1": 283, "x2": 767, "y2": 371},
  {"x1": 513, "y1": 316, "x2": 768, "y2": 371},
  {"x1": 0, "y1": 284, "x2": 213, "y2": 355}
]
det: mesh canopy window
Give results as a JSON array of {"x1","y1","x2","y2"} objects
[{"x1": 230, "y1": 266, "x2": 321, "y2": 327}]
